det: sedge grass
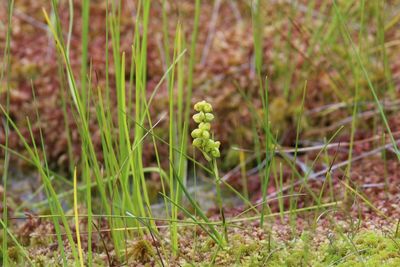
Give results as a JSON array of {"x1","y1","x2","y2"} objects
[
  {"x1": 334, "y1": 0, "x2": 400, "y2": 162},
  {"x1": 1, "y1": 103, "x2": 79, "y2": 264},
  {"x1": 1, "y1": 0, "x2": 14, "y2": 265},
  {"x1": 0, "y1": 219, "x2": 33, "y2": 265},
  {"x1": 73, "y1": 168, "x2": 85, "y2": 267}
]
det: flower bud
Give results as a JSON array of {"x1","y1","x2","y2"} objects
[
  {"x1": 192, "y1": 100, "x2": 220, "y2": 160},
  {"x1": 191, "y1": 129, "x2": 202, "y2": 138},
  {"x1": 193, "y1": 112, "x2": 205, "y2": 123},
  {"x1": 194, "y1": 100, "x2": 206, "y2": 112},
  {"x1": 204, "y1": 145, "x2": 212, "y2": 153},
  {"x1": 202, "y1": 130, "x2": 210, "y2": 139},
  {"x1": 204, "y1": 113, "x2": 214, "y2": 122},
  {"x1": 211, "y1": 148, "x2": 220, "y2": 158},
  {"x1": 203, "y1": 103, "x2": 213, "y2": 113},
  {"x1": 193, "y1": 138, "x2": 203, "y2": 148},
  {"x1": 206, "y1": 139, "x2": 215, "y2": 148},
  {"x1": 199, "y1": 122, "x2": 211, "y2": 131}
]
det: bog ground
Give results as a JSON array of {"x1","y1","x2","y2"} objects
[{"x1": 1, "y1": 0, "x2": 400, "y2": 266}]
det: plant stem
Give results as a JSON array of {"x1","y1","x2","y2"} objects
[{"x1": 213, "y1": 158, "x2": 228, "y2": 244}]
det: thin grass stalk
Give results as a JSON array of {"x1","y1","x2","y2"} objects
[
  {"x1": 3, "y1": 111, "x2": 75, "y2": 264},
  {"x1": 289, "y1": 81, "x2": 307, "y2": 227},
  {"x1": 251, "y1": 0, "x2": 274, "y2": 227},
  {"x1": 344, "y1": 0, "x2": 364, "y2": 201},
  {"x1": 0, "y1": 219, "x2": 33, "y2": 265},
  {"x1": 31, "y1": 87, "x2": 77, "y2": 264},
  {"x1": 260, "y1": 79, "x2": 273, "y2": 227},
  {"x1": 137, "y1": 51, "x2": 189, "y2": 241},
  {"x1": 334, "y1": 0, "x2": 400, "y2": 161},
  {"x1": 66, "y1": 0, "x2": 73, "y2": 56},
  {"x1": 176, "y1": 24, "x2": 188, "y2": 198},
  {"x1": 43, "y1": 7, "x2": 122, "y2": 257},
  {"x1": 132, "y1": 0, "x2": 153, "y2": 226},
  {"x1": 183, "y1": 0, "x2": 201, "y2": 141},
  {"x1": 213, "y1": 159, "x2": 228, "y2": 244},
  {"x1": 81, "y1": 0, "x2": 90, "y2": 107},
  {"x1": 168, "y1": 24, "x2": 179, "y2": 255},
  {"x1": 1, "y1": 0, "x2": 14, "y2": 265},
  {"x1": 239, "y1": 148, "x2": 249, "y2": 201},
  {"x1": 376, "y1": 0, "x2": 394, "y2": 96},
  {"x1": 73, "y1": 168, "x2": 85, "y2": 267}
]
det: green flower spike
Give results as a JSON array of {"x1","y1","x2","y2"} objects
[{"x1": 191, "y1": 100, "x2": 220, "y2": 161}]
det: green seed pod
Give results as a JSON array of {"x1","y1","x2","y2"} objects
[
  {"x1": 211, "y1": 148, "x2": 220, "y2": 158},
  {"x1": 193, "y1": 138, "x2": 203, "y2": 148},
  {"x1": 191, "y1": 129, "x2": 202, "y2": 138},
  {"x1": 192, "y1": 100, "x2": 220, "y2": 160},
  {"x1": 204, "y1": 113, "x2": 214, "y2": 122},
  {"x1": 206, "y1": 139, "x2": 215, "y2": 148},
  {"x1": 214, "y1": 141, "x2": 221, "y2": 148},
  {"x1": 194, "y1": 100, "x2": 206, "y2": 112},
  {"x1": 204, "y1": 145, "x2": 212, "y2": 153},
  {"x1": 203, "y1": 102, "x2": 213, "y2": 113},
  {"x1": 202, "y1": 130, "x2": 210, "y2": 139},
  {"x1": 199, "y1": 122, "x2": 211, "y2": 131},
  {"x1": 193, "y1": 112, "x2": 205, "y2": 123}
]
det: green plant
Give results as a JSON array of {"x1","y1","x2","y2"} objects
[
  {"x1": 191, "y1": 101, "x2": 227, "y2": 244},
  {"x1": 191, "y1": 100, "x2": 221, "y2": 162},
  {"x1": 3, "y1": 0, "x2": 400, "y2": 264},
  {"x1": 1, "y1": 0, "x2": 14, "y2": 265}
]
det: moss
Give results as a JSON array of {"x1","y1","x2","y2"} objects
[
  {"x1": 229, "y1": 234, "x2": 260, "y2": 264},
  {"x1": 180, "y1": 230, "x2": 400, "y2": 266},
  {"x1": 265, "y1": 232, "x2": 320, "y2": 267},
  {"x1": 269, "y1": 97, "x2": 290, "y2": 133},
  {"x1": 30, "y1": 233, "x2": 54, "y2": 248},
  {"x1": 10, "y1": 61, "x2": 41, "y2": 81},
  {"x1": 7, "y1": 246, "x2": 21, "y2": 265},
  {"x1": 208, "y1": 234, "x2": 275, "y2": 266},
  {"x1": 32, "y1": 255, "x2": 51, "y2": 267},
  {"x1": 199, "y1": 238, "x2": 216, "y2": 253},
  {"x1": 321, "y1": 230, "x2": 400, "y2": 266},
  {"x1": 256, "y1": 230, "x2": 400, "y2": 267},
  {"x1": 127, "y1": 239, "x2": 154, "y2": 264},
  {"x1": 4, "y1": 225, "x2": 400, "y2": 266}
]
